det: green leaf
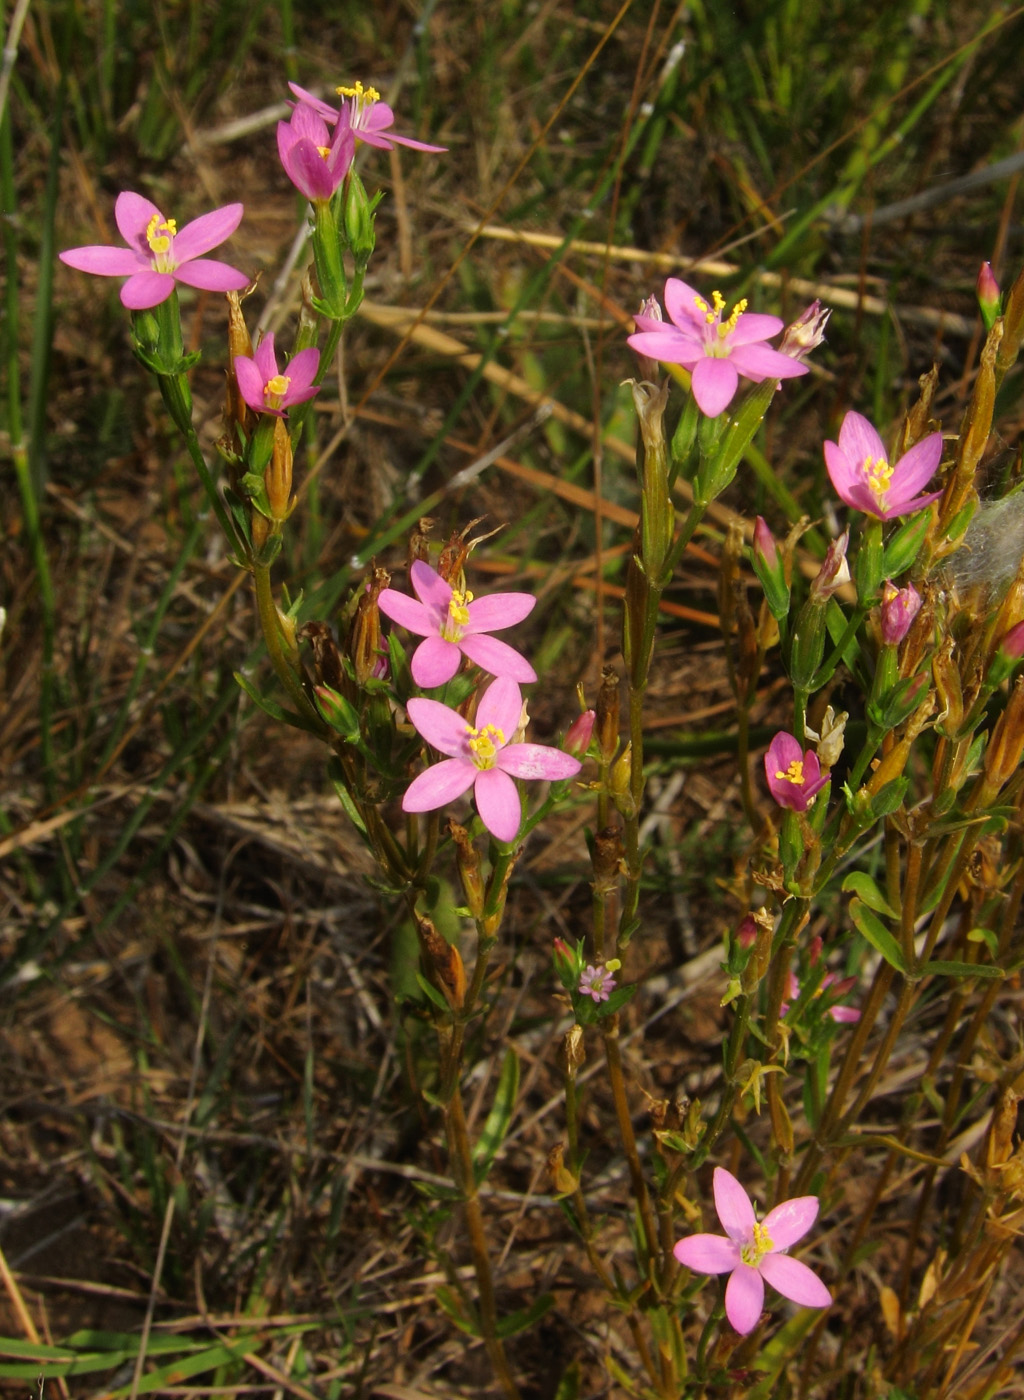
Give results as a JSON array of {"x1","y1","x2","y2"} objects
[
  {"x1": 842, "y1": 871, "x2": 896, "y2": 919},
  {"x1": 496, "y1": 1292, "x2": 555, "y2": 1339},
  {"x1": 848, "y1": 897, "x2": 906, "y2": 973},
  {"x1": 922, "y1": 960, "x2": 1003, "y2": 980},
  {"x1": 435, "y1": 1286, "x2": 479, "y2": 1337},
  {"x1": 553, "y1": 1362, "x2": 581, "y2": 1400},
  {"x1": 234, "y1": 672, "x2": 324, "y2": 736},
  {"x1": 967, "y1": 926, "x2": 999, "y2": 958},
  {"x1": 473, "y1": 1048, "x2": 519, "y2": 1185},
  {"x1": 414, "y1": 971, "x2": 452, "y2": 1013}
]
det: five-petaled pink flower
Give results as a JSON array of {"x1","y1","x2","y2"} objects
[
  {"x1": 764, "y1": 732, "x2": 829, "y2": 813},
  {"x1": 234, "y1": 333, "x2": 320, "y2": 418},
  {"x1": 674, "y1": 1167, "x2": 831, "y2": 1335},
  {"x1": 60, "y1": 192, "x2": 248, "y2": 310},
  {"x1": 277, "y1": 101, "x2": 356, "y2": 202},
  {"x1": 378, "y1": 560, "x2": 537, "y2": 688},
  {"x1": 627, "y1": 278, "x2": 809, "y2": 418},
  {"x1": 403, "y1": 677, "x2": 581, "y2": 843},
  {"x1": 288, "y1": 80, "x2": 447, "y2": 154},
  {"x1": 824, "y1": 411, "x2": 943, "y2": 521},
  {"x1": 579, "y1": 964, "x2": 616, "y2": 1002}
]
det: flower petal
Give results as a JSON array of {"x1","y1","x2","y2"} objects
[
  {"x1": 402, "y1": 758, "x2": 476, "y2": 813},
  {"x1": 411, "y1": 636, "x2": 461, "y2": 687},
  {"x1": 377, "y1": 589, "x2": 434, "y2": 636},
  {"x1": 406, "y1": 697, "x2": 471, "y2": 757},
  {"x1": 172, "y1": 203, "x2": 245, "y2": 262},
  {"x1": 473, "y1": 767, "x2": 521, "y2": 842},
  {"x1": 729, "y1": 343, "x2": 809, "y2": 381},
  {"x1": 288, "y1": 83, "x2": 337, "y2": 122},
  {"x1": 120, "y1": 270, "x2": 175, "y2": 308},
  {"x1": 475, "y1": 677, "x2": 523, "y2": 736},
  {"x1": 713, "y1": 1167, "x2": 756, "y2": 1240},
  {"x1": 762, "y1": 1195, "x2": 819, "y2": 1250},
  {"x1": 673, "y1": 1234, "x2": 740, "y2": 1274},
  {"x1": 663, "y1": 278, "x2": 709, "y2": 331},
  {"x1": 409, "y1": 560, "x2": 452, "y2": 620},
  {"x1": 691, "y1": 358, "x2": 739, "y2": 417},
  {"x1": 459, "y1": 634, "x2": 537, "y2": 682},
  {"x1": 497, "y1": 742, "x2": 581, "y2": 782},
  {"x1": 464, "y1": 591, "x2": 536, "y2": 633},
  {"x1": 838, "y1": 410, "x2": 886, "y2": 469},
  {"x1": 234, "y1": 356, "x2": 266, "y2": 414},
  {"x1": 285, "y1": 346, "x2": 321, "y2": 393},
  {"x1": 115, "y1": 191, "x2": 163, "y2": 248},
  {"x1": 891, "y1": 432, "x2": 943, "y2": 500},
  {"x1": 59, "y1": 246, "x2": 146, "y2": 277},
  {"x1": 725, "y1": 1264, "x2": 764, "y2": 1335},
  {"x1": 823, "y1": 439, "x2": 858, "y2": 504},
  {"x1": 759, "y1": 1253, "x2": 831, "y2": 1309},
  {"x1": 727, "y1": 312, "x2": 783, "y2": 344},
  {"x1": 627, "y1": 328, "x2": 702, "y2": 367},
  {"x1": 254, "y1": 334, "x2": 279, "y2": 382},
  {"x1": 173, "y1": 258, "x2": 249, "y2": 293}
]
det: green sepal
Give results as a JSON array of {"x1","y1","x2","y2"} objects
[{"x1": 882, "y1": 508, "x2": 931, "y2": 578}]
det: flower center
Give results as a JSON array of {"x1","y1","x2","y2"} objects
[
  {"x1": 864, "y1": 454, "x2": 894, "y2": 502},
  {"x1": 443, "y1": 589, "x2": 473, "y2": 641},
  {"x1": 692, "y1": 289, "x2": 747, "y2": 354},
  {"x1": 316, "y1": 144, "x2": 332, "y2": 160},
  {"x1": 466, "y1": 723, "x2": 504, "y2": 769},
  {"x1": 775, "y1": 759, "x2": 805, "y2": 786},
  {"x1": 336, "y1": 79, "x2": 380, "y2": 128},
  {"x1": 740, "y1": 1220, "x2": 775, "y2": 1268},
  {"x1": 264, "y1": 373, "x2": 291, "y2": 407},
  {"x1": 145, "y1": 214, "x2": 178, "y2": 272}
]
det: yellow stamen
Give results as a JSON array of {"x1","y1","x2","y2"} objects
[
  {"x1": 316, "y1": 144, "x2": 332, "y2": 159},
  {"x1": 145, "y1": 214, "x2": 177, "y2": 261},
  {"x1": 864, "y1": 454, "x2": 894, "y2": 501},
  {"x1": 740, "y1": 1220, "x2": 775, "y2": 1268},
  {"x1": 444, "y1": 589, "x2": 473, "y2": 637},
  {"x1": 467, "y1": 723, "x2": 504, "y2": 768},
  {"x1": 336, "y1": 80, "x2": 380, "y2": 104},
  {"x1": 720, "y1": 297, "x2": 748, "y2": 337},
  {"x1": 265, "y1": 373, "x2": 291, "y2": 402},
  {"x1": 776, "y1": 759, "x2": 805, "y2": 786},
  {"x1": 693, "y1": 289, "x2": 746, "y2": 338}
]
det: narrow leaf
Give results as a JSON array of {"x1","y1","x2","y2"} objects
[{"x1": 848, "y1": 897, "x2": 907, "y2": 973}]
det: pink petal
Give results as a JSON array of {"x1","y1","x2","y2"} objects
[
  {"x1": 288, "y1": 102, "x2": 331, "y2": 146},
  {"x1": 759, "y1": 1253, "x2": 831, "y2": 1309},
  {"x1": 120, "y1": 270, "x2": 175, "y2": 308},
  {"x1": 891, "y1": 433, "x2": 943, "y2": 499},
  {"x1": 823, "y1": 440, "x2": 858, "y2": 502},
  {"x1": 881, "y1": 489, "x2": 943, "y2": 522},
  {"x1": 59, "y1": 246, "x2": 146, "y2": 277},
  {"x1": 497, "y1": 742, "x2": 580, "y2": 782},
  {"x1": 730, "y1": 343, "x2": 809, "y2": 381},
  {"x1": 627, "y1": 328, "x2": 702, "y2": 367},
  {"x1": 830, "y1": 1005, "x2": 861, "y2": 1023},
  {"x1": 254, "y1": 334, "x2": 279, "y2": 382},
  {"x1": 725, "y1": 1264, "x2": 764, "y2": 1335},
  {"x1": 762, "y1": 1195, "x2": 819, "y2": 1250},
  {"x1": 713, "y1": 1167, "x2": 756, "y2": 1240},
  {"x1": 410, "y1": 561, "x2": 452, "y2": 621},
  {"x1": 377, "y1": 589, "x2": 434, "y2": 637},
  {"x1": 473, "y1": 767, "x2": 521, "y2": 842},
  {"x1": 411, "y1": 636, "x2": 461, "y2": 687},
  {"x1": 663, "y1": 278, "x2": 709, "y2": 331},
  {"x1": 728, "y1": 311, "x2": 783, "y2": 344},
  {"x1": 115, "y1": 191, "x2": 163, "y2": 247},
  {"x1": 459, "y1": 634, "x2": 537, "y2": 682},
  {"x1": 402, "y1": 758, "x2": 476, "y2": 813},
  {"x1": 464, "y1": 591, "x2": 536, "y2": 633},
  {"x1": 673, "y1": 1233, "x2": 741, "y2": 1274},
  {"x1": 838, "y1": 411, "x2": 886, "y2": 468},
  {"x1": 279, "y1": 138, "x2": 337, "y2": 201},
  {"x1": 285, "y1": 346, "x2": 321, "y2": 394},
  {"x1": 406, "y1": 697, "x2": 471, "y2": 757},
  {"x1": 691, "y1": 358, "x2": 739, "y2": 417},
  {"x1": 386, "y1": 131, "x2": 448, "y2": 153},
  {"x1": 234, "y1": 357, "x2": 266, "y2": 414},
  {"x1": 174, "y1": 258, "x2": 249, "y2": 293},
  {"x1": 475, "y1": 677, "x2": 522, "y2": 736},
  {"x1": 172, "y1": 203, "x2": 244, "y2": 262},
  {"x1": 288, "y1": 83, "x2": 337, "y2": 122}
]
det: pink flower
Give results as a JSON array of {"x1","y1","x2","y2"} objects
[
  {"x1": 234, "y1": 333, "x2": 320, "y2": 417},
  {"x1": 764, "y1": 732, "x2": 829, "y2": 812},
  {"x1": 579, "y1": 964, "x2": 616, "y2": 1002},
  {"x1": 779, "y1": 300, "x2": 831, "y2": 361},
  {"x1": 402, "y1": 677, "x2": 581, "y2": 843},
  {"x1": 824, "y1": 412, "x2": 943, "y2": 521},
  {"x1": 288, "y1": 80, "x2": 447, "y2": 153},
  {"x1": 674, "y1": 1167, "x2": 831, "y2": 1335},
  {"x1": 277, "y1": 101, "x2": 355, "y2": 201},
  {"x1": 783, "y1": 966, "x2": 860, "y2": 1025},
  {"x1": 563, "y1": 709, "x2": 596, "y2": 759},
  {"x1": 59, "y1": 192, "x2": 248, "y2": 310},
  {"x1": 627, "y1": 278, "x2": 809, "y2": 417},
  {"x1": 378, "y1": 560, "x2": 537, "y2": 688},
  {"x1": 879, "y1": 580, "x2": 922, "y2": 645}
]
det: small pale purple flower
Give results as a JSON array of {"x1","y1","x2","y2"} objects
[
  {"x1": 378, "y1": 560, "x2": 537, "y2": 688},
  {"x1": 402, "y1": 677, "x2": 581, "y2": 843},
  {"x1": 627, "y1": 278, "x2": 809, "y2": 418},
  {"x1": 59, "y1": 192, "x2": 248, "y2": 310},
  {"x1": 824, "y1": 411, "x2": 943, "y2": 521},
  {"x1": 779, "y1": 300, "x2": 831, "y2": 361},
  {"x1": 288, "y1": 80, "x2": 447, "y2": 154},
  {"x1": 673, "y1": 1167, "x2": 831, "y2": 1335},
  {"x1": 809, "y1": 529, "x2": 850, "y2": 602},
  {"x1": 277, "y1": 101, "x2": 355, "y2": 202},
  {"x1": 764, "y1": 732, "x2": 829, "y2": 813},
  {"x1": 879, "y1": 580, "x2": 922, "y2": 645},
  {"x1": 234, "y1": 333, "x2": 320, "y2": 418},
  {"x1": 579, "y1": 964, "x2": 616, "y2": 1002}
]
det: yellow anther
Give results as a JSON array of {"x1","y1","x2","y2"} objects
[
  {"x1": 448, "y1": 590, "x2": 473, "y2": 629},
  {"x1": 723, "y1": 297, "x2": 747, "y2": 333},
  {"x1": 864, "y1": 455, "x2": 894, "y2": 501},
  {"x1": 467, "y1": 723, "x2": 505, "y2": 767},
  {"x1": 145, "y1": 214, "x2": 177, "y2": 259},
  {"x1": 776, "y1": 759, "x2": 805, "y2": 785},
  {"x1": 265, "y1": 373, "x2": 291, "y2": 402},
  {"x1": 740, "y1": 1219, "x2": 776, "y2": 1267},
  {"x1": 316, "y1": 144, "x2": 332, "y2": 159},
  {"x1": 336, "y1": 80, "x2": 381, "y2": 104}
]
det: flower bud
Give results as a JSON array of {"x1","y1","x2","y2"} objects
[
  {"x1": 343, "y1": 169, "x2": 376, "y2": 270},
  {"x1": 346, "y1": 565, "x2": 390, "y2": 687},
  {"x1": 809, "y1": 529, "x2": 850, "y2": 603},
  {"x1": 880, "y1": 580, "x2": 922, "y2": 645},
  {"x1": 779, "y1": 299, "x2": 830, "y2": 361},
  {"x1": 451, "y1": 820, "x2": 485, "y2": 919},
  {"x1": 552, "y1": 937, "x2": 583, "y2": 990},
  {"x1": 807, "y1": 705, "x2": 848, "y2": 769},
  {"x1": 223, "y1": 291, "x2": 255, "y2": 459},
  {"x1": 266, "y1": 416, "x2": 294, "y2": 522},
  {"x1": 752, "y1": 515, "x2": 791, "y2": 621},
  {"x1": 631, "y1": 294, "x2": 664, "y2": 382},
  {"x1": 564, "y1": 709, "x2": 596, "y2": 759},
  {"x1": 416, "y1": 916, "x2": 466, "y2": 1010},
  {"x1": 977, "y1": 261, "x2": 1002, "y2": 332}
]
